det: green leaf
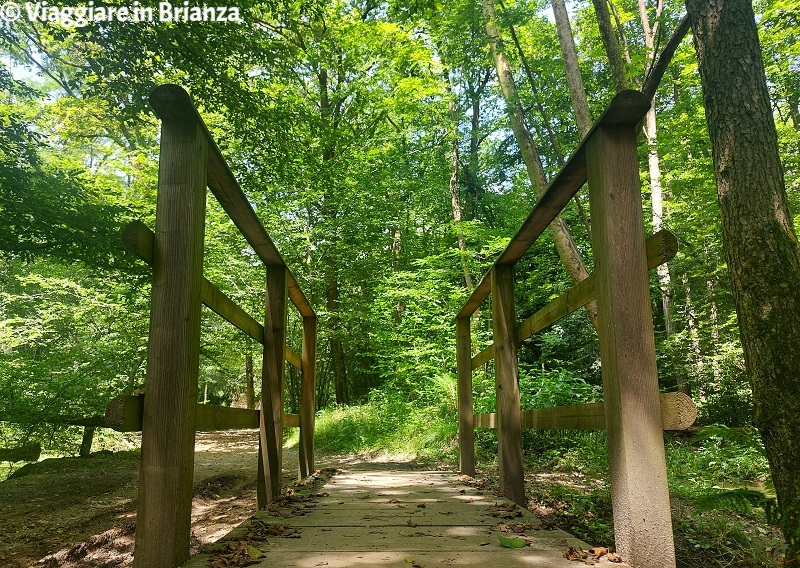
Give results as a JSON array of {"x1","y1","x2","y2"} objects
[
  {"x1": 247, "y1": 546, "x2": 263, "y2": 558},
  {"x1": 498, "y1": 534, "x2": 525, "y2": 548}
]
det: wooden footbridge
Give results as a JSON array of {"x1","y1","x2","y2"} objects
[{"x1": 121, "y1": 85, "x2": 696, "y2": 568}]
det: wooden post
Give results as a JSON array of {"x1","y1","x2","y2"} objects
[
  {"x1": 258, "y1": 264, "x2": 288, "y2": 506},
  {"x1": 299, "y1": 316, "x2": 317, "y2": 479},
  {"x1": 491, "y1": 265, "x2": 525, "y2": 506},
  {"x1": 134, "y1": 104, "x2": 207, "y2": 568},
  {"x1": 587, "y1": 123, "x2": 676, "y2": 567},
  {"x1": 456, "y1": 316, "x2": 475, "y2": 476}
]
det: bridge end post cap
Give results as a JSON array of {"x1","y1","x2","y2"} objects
[{"x1": 149, "y1": 84, "x2": 198, "y2": 123}]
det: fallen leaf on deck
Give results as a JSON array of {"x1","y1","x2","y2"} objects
[
  {"x1": 562, "y1": 545, "x2": 588, "y2": 561},
  {"x1": 589, "y1": 547, "x2": 608, "y2": 558},
  {"x1": 407, "y1": 519, "x2": 418, "y2": 527},
  {"x1": 246, "y1": 546, "x2": 262, "y2": 559},
  {"x1": 498, "y1": 534, "x2": 526, "y2": 548}
]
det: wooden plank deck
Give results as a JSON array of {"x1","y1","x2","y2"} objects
[{"x1": 184, "y1": 467, "x2": 628, "y2": 567}]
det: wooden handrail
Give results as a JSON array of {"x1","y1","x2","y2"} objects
[
  {"x1": 471, "y1": 230, "x2": 678, "y2": 368},
  {"x1": 105, "y1": 395, "x2": 300, "y2": 432},
  {"x1": 473, "y1": 392, "x2": 697, "y2": 431},
  {"x1": 149, "y1": 84, "x2": 314, "y2": 318},
  {"x1": 457, "y1": 90, "x2": 651, "y2": 318},
  {"x1": 122, "y1": 221, "x2": 302, "y2": 369}
]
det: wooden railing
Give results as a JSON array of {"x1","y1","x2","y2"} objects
[
  {"x1": 455, "y1": 90, "x2": 691, "y2": 568},
  {"x1": 120, "y1": 85, "x2": 317, "y2": 568}
]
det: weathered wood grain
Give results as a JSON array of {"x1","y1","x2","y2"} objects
[
  {"x1": 587, "y1": 123, "x2": 675, "y2": 567},
  {"x1": 492, "y1": 265, "x2": 525, "y2": 506},
  {"x1": 133, "y1": 113, "x2": 206, "y2": 568},
  {"x1": 456, "y1": 316, "x2": 475, "y2": 476},
  {"x1": 473, "y1": 392, "x2": 696, "y2": 431},
  {"x1": 299, "y1": 316, "x2": 317, "y2": 479}
]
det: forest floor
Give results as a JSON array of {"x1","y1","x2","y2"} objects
[
  {"x1": 0, "y1": 431, "x2": 439, "y2": 568},
  {"x1": 0, "y1": 430, "x2": 785, "y2": 567}
]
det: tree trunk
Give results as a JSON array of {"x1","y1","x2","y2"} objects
[
  {"x1": 79, "y1": 427, "x2": 95, "y2": 457},
  {"x1": 465, "y1": 70, "x2": 491, "y2": 220},
  {"x1": 638, "y1": 0, "x2": 682, "y2": 392},
  {"x1": 707, "y1": 279, "x2": 722, "y2": 383},
  {"x1": 551, "y1": 0, "x2": 593, "y2": 137},
  {"x1": 482, "y1": 0, "x2": 599, "y2": 332},
  {"x1": 325, "y1": 256, "x2": 348, "y2": 405},
  {"x1": 245, "y1": 353, "x2": 255, "y2": 410},
  {"x1": 446, "y1": 74, "x2": 475, "y2": 291},
  {"x1": 592, "y1": 0, "x2": 628, "y2": 92},
  {"x1": 686, "y1": 0, "x2": 800, "y2": 561},
  {"x1": 319, "y1": 65, "x2": 348, "y2": 406}
]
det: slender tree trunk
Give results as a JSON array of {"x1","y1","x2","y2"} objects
[
  {"x1": 79, "y1": 427, "x2": 95, "y2": 457},
  {"x1": 245, "y1": 353, "x2": 255, "y2": 410},
  {"x1": 552, "y1": 0, "x2": 593, "y2": 137},
  {"x1": 445, "y1": 75, "x2": 475, "y2": 291},
  {"x1": 318, "y1": 65, "x2": 348, "y2": 406},
  {"x1": 686, "y1": 0, "x2": 800, "y2": 561},
  {"x1": 465, "y1": 70, "x2": 491, "y2": 220},
  {"x1": 325, "y1": 256, "x2": 348, "y2": 405},
  {"x1": 638, "y1": 0, "x2": 682, "y2": 391},
  {"x1": 503, "y1": 10, "x2": 591, "y2": 234},
  {"x1": 706, "y1": 279, "x2": 722, "y2": 383},
  {"x1": 592, "y1": 0, "x2": 628, "y2": 92},
  {"x1": 790, "y1": 93, "x2": 800, "y2": 131},
  {"x1": 482, "y1": 0, "x2": 599, "y2": 332}
]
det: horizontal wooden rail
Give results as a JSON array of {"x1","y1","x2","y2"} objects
[
  {"x1": 457, "y1": 90, "x2": 651, "y2": 318},
  {"x1": 471, "y1": 230, "x2": 678, "y2": 368},
  {"x1": 105, "y1": 395, "x2": 300, "y2": 432},
  {"x1": 122, "y1": 221, "x2": 302, "y2": 369},
  {"x1": 149, "y1": 84, "x2": 314, "y2": 318},
  {"x1": 473, "y1": 392, "x2": 696, "y2": 431}
]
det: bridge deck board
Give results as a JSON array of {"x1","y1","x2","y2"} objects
[{"x1": 184, "y1": 468, "x2": 629, "y2": 567}]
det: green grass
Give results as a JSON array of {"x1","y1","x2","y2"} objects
[{"x1": 299, "y1": 396, "x2": 458, "y2": 461}]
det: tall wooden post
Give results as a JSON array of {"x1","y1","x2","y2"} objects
[
  {"x1": 134, "y1": 93, "x2": 207, "y2": 568},
  {"x1": 587, "y1": 123, "x2": 676, "y2": 568},
  {"x1": 492, "y1": 265, "x2": 525, "y2": 506},
  {"x1": 258, "y1": 264, "x2": 288, "y2": 506},
  {"x1": 299, "y1": 315, "x2": 317, "y2": 479},
  {"x1": 456, "y1": 316, "x2": 475, "y2": 476}
]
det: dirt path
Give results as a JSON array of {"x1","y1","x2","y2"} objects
[{"x1": 0, "y1": 430, "x2": 288, "y2": 567}]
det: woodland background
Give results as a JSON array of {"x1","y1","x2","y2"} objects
[{"x1": 1, "y1": 0, "x2": 799, "y2": 564}]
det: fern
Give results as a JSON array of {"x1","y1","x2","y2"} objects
[{"x1": 694, "y1": 488, "x2": 779, "y2": 524}]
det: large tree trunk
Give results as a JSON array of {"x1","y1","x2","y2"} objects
[
  {"x1": 686, "y1": 0, "x2": 800, "y2": 561},
  {"x1": 482, "y1": 0, "x2": 599, "y2": 332}
]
